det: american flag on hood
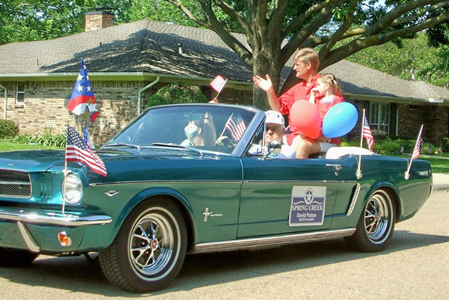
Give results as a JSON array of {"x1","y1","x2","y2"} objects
[
  {"x1": 68, "y1": 59, "x2": 98, "y2": 123},
  {"x1": 66, "y1": 126, "x2": 107, "y2": 177}
]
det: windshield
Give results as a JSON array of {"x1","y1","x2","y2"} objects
[{"x1": 104, "y1": 105, "x2": 257, "y2": 154}]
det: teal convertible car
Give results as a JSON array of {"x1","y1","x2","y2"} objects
[{"x1": 0, "y1": 104, "x2": 432, "y2": 293}]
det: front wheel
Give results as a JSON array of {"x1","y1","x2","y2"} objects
[
  {"x1": 99, "y1": 197, "x2": 187, "y2": 293},
  {"x1": 345, "y1": 189, "x2": 395, "y2": 253}
]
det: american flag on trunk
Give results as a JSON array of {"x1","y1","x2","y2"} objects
[
  {"x1": 412, "y1": 125, "x2": 424, "y2": 159},
  {"x1": 210, "y1": 75, "x2": 227, "y2": 93},
  {"x1": 405, "y1": 124, "x2": 424, "y2": 180},
  {"x1": 363, "y1": 112, "x2": 374, "y2": 151},
  {"x1": 66, "y1": 126, "x2": 107, "y2": 177},
  {"x1": 225, "y1": 113, "x2": 247, "y2": 141}
]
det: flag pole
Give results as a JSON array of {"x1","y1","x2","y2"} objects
[
  {"x1": 359, "y1": 109, "x2": 365, "y2": 148},
  {"x1": 216, "y1": 112, "x2": 234, "y2": 143},
  {"x1": 62, "y1": 123, "x2": 69, "y2": 215},
  {"x1": 405, "y1": 124, "x2": 424, "y2": 180},
  {"x1": 356, "y1": 109, "x2": 365, "y2": 179}
]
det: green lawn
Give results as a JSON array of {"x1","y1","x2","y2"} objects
[
  {"x1": 0, "y1": 143, "x2": 58, "y2": 152},
  {"x1": 1, "y1": 142, "x2": 448, "y2": 173},
  {"x1": 415, "y1": 157, "x2": 449, "y2": 173}
]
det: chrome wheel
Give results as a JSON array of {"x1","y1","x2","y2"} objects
[
  {"x1": 99, "y1": 197, "x2": 187, "y2": 293},
  {"x1": 129, "y1": 207, "x2": 177, "y2": 278},
  {"x1": 364, "y1": 191, "x2": 393, "y2": 244},
  {"x1": 345, "y1": 189, "x2": 395, "y2": 252}
]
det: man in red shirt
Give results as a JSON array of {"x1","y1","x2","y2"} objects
[
  {"x1": 253, "y1": 48, "x2": 341, "y2": 158},
  {"x1": 253, "y1": 48, "x2": 321, "y2": 116}
]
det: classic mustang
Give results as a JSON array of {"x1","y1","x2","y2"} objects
[{"x1": 0, "y1": 104, "x2": 433, "y2": 293}]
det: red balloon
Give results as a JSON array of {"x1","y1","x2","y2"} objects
[{"x1": 289, "y1": 100, "x2": 321, "y2": 139}]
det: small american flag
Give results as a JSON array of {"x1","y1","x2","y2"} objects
[
  {"x1": 412, "y1": 125, "x2": 424, "y2": 160},
  {"x1": 66, "y1": 126, "x2": 107, "y2": 177},
  {"x1": 225, "y1": 113, "x2": 247, "y2": 141},
  {"x1": 210, "y1": 75, "x2": 227, "y2": 93},
  {"x1": 413, "y1": 139, "x2": 423, "y2": 159},
  {"x1": 363, "y1": 112, "x2": 374, "y2": 151}
]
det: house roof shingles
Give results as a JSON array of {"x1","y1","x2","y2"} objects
[
  {"x1": 1, "y1": 19, "x2": 448, "y2": 103},
  {"x1": 0, "y1": 20, "x2": 253, "y2": 82}
]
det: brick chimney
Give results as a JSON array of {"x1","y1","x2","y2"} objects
[{"x1": 85, "y1": 7, "x2": 114, "y2": 32}]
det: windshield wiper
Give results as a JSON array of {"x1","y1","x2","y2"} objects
[
  {"x1": 102, "y1": 143, "x2": 141, "y2": 150},
  {"x1": 151, "y1": 143, "x2": 203, "y2": 155},
  {"x1": 151, "y1": 143, "x2": 187, "y2": 149}
]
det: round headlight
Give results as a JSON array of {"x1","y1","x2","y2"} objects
[{"x1": 62, "y1": 173, "x2": 83, "y2": 205}]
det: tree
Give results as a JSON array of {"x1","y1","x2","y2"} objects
[
  {"x1": 0, "y1": 1, "x2": 88, "y2": 44},
  {"x1": 2, "y1": 1, "x2": 449, "y2": 108},
  {"x1": 144, "y1": 81, "x2": 207, "y2": 108},
  {"x1": 0, "y1": 0, "x2": 199, "y2": 44},
  {"x1": 161, "y1": 0, "x2": 449, "y2": 109},
  {"x1": 347, "y1": 33, "x2": 449, "y2": 89}
]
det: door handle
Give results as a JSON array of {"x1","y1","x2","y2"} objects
[{"x1": 326, "y1": 164, "x2": 342, "y2": 171}]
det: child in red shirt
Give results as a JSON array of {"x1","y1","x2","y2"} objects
[{"x1": 293, "y1": 73, "x2": 344, "y2": 158}]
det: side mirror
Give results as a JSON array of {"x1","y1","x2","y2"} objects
[{"x1": 265, "y1": 140, "x2": 282, "y2": 158}]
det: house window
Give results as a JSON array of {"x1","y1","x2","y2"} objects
[
  {"x1": 369, "y1": 102, "x2": 390, "y2": 136},
  {"x1": 16, "y1": 82, "x2": 25, "y2": 105}
]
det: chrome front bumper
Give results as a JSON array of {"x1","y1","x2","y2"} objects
[
  {"x1": 0, "y1": 209, "x2": 112, "y2": 226},
  {"x1": 0, "y1": 209, "x2": 112, "y2": 253}
]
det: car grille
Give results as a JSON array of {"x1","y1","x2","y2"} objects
[{"x1": 0, "y1": 169, "x2": 31, "y2": 198}]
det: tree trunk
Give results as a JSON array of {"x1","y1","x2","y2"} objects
[
  {"x1": 279, "y1": 68, "x2": 301, "y2": 96},
  {"x1": 251, "y1": 43, "x2": 282, "y2": 110}
]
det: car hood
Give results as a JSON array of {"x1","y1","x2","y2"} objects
[
  {"x1": 0, "y1": 147, "x2": 239, "y2": 182},
  {"x1": 0, "y1": 149, "x2": 68, "y2": 172}
]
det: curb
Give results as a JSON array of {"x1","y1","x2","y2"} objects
[
  {"x1": 432, "y1": 173, "x2": 449, "y2": 191},
  {"x1": 433, "y1": 185, "x2": 449, "y2": 192}
]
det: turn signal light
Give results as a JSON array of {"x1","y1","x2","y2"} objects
[{"x1": 58, "y1": 231, "x2": 72, "y2": 247}]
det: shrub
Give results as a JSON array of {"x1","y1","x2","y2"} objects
[
  {"x1": 394, "y1": 138, "x2": 415, "y2": 153},
  {"x1": 145, "y1": 81, "x2": 207, "y2": 108},
  {"x1": 373, "y1": 137, "x2": 402, "y2": 155},
  {"x1": 0, "y1": 119, "x2": 18, "y2": 139},
  {"x1": 5, "y1": 128, "x2": 65, "y2": 148},
  {"x1": 441, "y1": 137, "x2": 449, "y2": 153}
]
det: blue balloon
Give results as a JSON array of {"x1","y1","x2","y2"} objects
[{"x1": 322, "y1": 102, "x2": 358, "y2": 138}]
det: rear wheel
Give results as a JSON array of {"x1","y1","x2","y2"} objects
[
  {"x1": 99, "y1": 197, "x2": 187, "y2": 293},
  {"x1": 0, "y1": 248, "x2": 38, "y2": 267},
  {"x1": 346, "y1": 189, "x2": 395, "y2": 252}
]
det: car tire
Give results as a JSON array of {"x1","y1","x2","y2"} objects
[
  {"x1": 345, "y1": 189, "x2": 395, "y2": 253},
  {"x1": 99, "y1": 197, "x2": 187, "y2": 293},
  {"x1": 0, "y1": 248, "x2": 38, "y2": 267}
]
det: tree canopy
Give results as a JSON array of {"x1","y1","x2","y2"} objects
[
  {"x1": 0, "y1": 0, "x2": 199, "y2": 44},
  {"x1": 347, "y1": 33, "x2": 449, "y2": 89},
  {"x1": 160, "y1": 0, "x2": 449, "y2": 108},
  {"x1": 1, "y1": 1, "x2": 449, "y2": 108}
]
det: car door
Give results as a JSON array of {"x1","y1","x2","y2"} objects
[{"x1": 237, "y1": 156, "x2": 355, "y2": 238}]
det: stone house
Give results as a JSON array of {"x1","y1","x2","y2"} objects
[{"x1": 1, "y1": 9, "x2": 448, "y2": 145}]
